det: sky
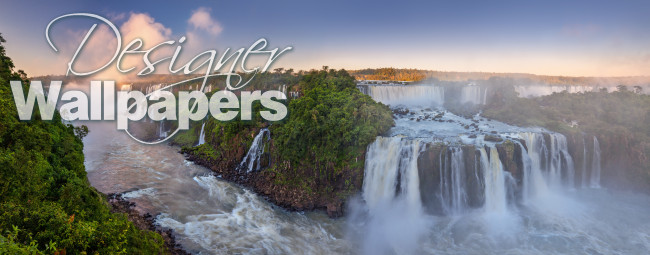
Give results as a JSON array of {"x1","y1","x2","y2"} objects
[{"x1": 0, "y1": 0, "x2": 649, "y2": 78}]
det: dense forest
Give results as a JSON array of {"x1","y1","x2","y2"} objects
[
  {"x1": 0, "y1": 34, "x2": 172, "y2": 253},
  {"x1": 351, "y1": 68, "x2": 650, "y2": 87}
]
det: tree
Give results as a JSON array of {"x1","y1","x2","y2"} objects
[
  {"x1": 0, "y1": 32, "x2": 165, "y2": 254},
  {"x1": 617, "y1": 85, "x2": 628, "y2": 92}
]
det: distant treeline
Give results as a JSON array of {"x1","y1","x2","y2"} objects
[{"x1": 350, "y1": 68, "x2": 650, "y2": 87}]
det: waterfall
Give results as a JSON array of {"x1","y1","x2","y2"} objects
[
  {"x1": 483, "y1": 87, "x2": 488, "y2": 105},
  {"x1": 460, "y1": 85, "x2": 486, "y2": 105},
  {"x1": 366, "y1": 85, "x2": 444, "y2": 107},
  {"x1": 517, "y1": 141, "x2": 545, "y2": 202},
  {"x1": 438, "y1": 147, "x2": 468, "y2": 215},
  {"x1": 582, "y1": 136, "x2": 588, "y2": 187},
  {"x1": 159, "y1": 121, "x2": 167, "y2": 138},
  {"x1": 518, "y1": 133, "x2": 550, "y2": 201},
  {"x1": 239, "y1": 128, "x2": 270, "y2": 173},
  {"x1": 548, "y1": 134, "x2": 575, "y2": 188},
  {"x1": 480, "y1": 146, "x2": 508, "y2": 213},
  {"x1": 197, "y1": 122, "x2": 206, "y2": 146},
  {"x1": 362, "y1": 136, "x2": 422, "y2": 212},
  {"x1": 590, "y1": 136, "x2": 601, "y2": 188},
  {"x1": 518, "y1": 132, "x2": 576, "y2": 201}
]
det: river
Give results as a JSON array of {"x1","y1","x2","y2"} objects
[{"x1": 82, "y1": 85, "x2": 650, "y2": 254}]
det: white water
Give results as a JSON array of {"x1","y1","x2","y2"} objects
[
  {"x1": 460, "y1": 85, "x2": 487, "y2": 105},
  {"x1": 480, "y1": 147, "x2": 507, "y2": 214},
  {"x1": 362, "y1": 136, "x2": 422, "y2": 212},
  {"x1": 582, "y1": 136, "x2": 588, "y2": 187},
  {"x1": 239, "y1": 128, "x2": 270, "y2": 173},
  {"x1": 352, "y1": 125, "x2": 650, "y2": 254},
  {"x1": 367, "y1": 84, "x2": 444, "y2": 107},
  {"x1": 82, "y1": 122, "x2": 349, "y2": 254},
  {"x1": 514, "y1": 84, "x2": 601, "y2": 97},
  {"x1": 348, "y1": 85, "x2": 650, "y2": 254},
  {"x1": 358, "y1": 136, "x2": 431, "y2": 254},
  {"x1": 439, "y1": 147, "x2": 468, "y2": 214},
  {"x1": 78, "y1": 83, "x2": 650, "y2": 254},
  {"x1": 590, "y1": 136, "x2": 602, "y2": 188},
  {"x1": 197, "y1": 122, "x2": 206, "y2": 146},
  {"x1": 158, "y1": 121, "x2": 167, "y2": 138},
  {"x1": 517, "y1": 135, "x2": 549, "y2": 203}
]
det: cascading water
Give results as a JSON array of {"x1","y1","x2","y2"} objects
[
  {"x1": 460, "y1": 85, "x2": 487, "y2": 105},
  {"x1": 362, "y1": 136, "x2": 422, "y2": 212},
  {"x1": 590, "y1": 136, "x2": 601, "y2": 188},
  {"x1": 158, "y1": 121, "x2": 167, "y2": 138},
  {"x1": 515, "y1": 137, "x2": 548, "y2": 202},
  {"x1": 82, "y1": 82, "x2": 650, "y2": 254},
  {"x1": 366, "y1": 85, "x2": 444, "y2": 107},
  {"x1": 517, "y1": 132, "x2": 577, "y2": 200},
  {"x1": 544, "y1": 133, "x2": 575, "y2": 188},
  {"x1": 480, "y1": 146, "x2": 508, "y2": 214},
  {"x1": 438, "y1": 147, "x2": 468, "y2": 215},
  {"x1": 239, "y1": 128, "x2": 270, "y2": 173},
  {"x1": 359, "y1": 136, "x2": 429, "y2": 254},
  {"x1": 582, "y1": 136, "x2": 588, "y2": 187},
  {"x1": 197, "y1": 122, "x2": 206, "y2": 146}
]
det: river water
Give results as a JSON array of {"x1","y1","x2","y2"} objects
[{"x1": 83, "y1": 108, "x2": 650, "y2": 255}]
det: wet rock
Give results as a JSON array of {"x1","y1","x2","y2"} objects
[
  {"x1": 484, "y1": 135, "x2": 503, "y2": 142},
  {"x1": 326, "y1": 201, "x2": 344, "y2": 217}
]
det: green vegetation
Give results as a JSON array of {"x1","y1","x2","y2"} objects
[
  {"x1": 352, "y1": 68, "x2": 427, "y2": 81},
  {"x1": 177, "y1": 68, "x2": 394, "y2": 208},
  {"x1": 273, "y1": 69, "x2": 394, "y2": 172},
  {"x1": 0, "y1": 34, "x2": 166, "y2": 253}
]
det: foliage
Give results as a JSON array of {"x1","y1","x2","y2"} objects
[
  {"x1": 180, "y1": 69, "x2": 394, "y2": 201},
  {"x1": 0, "y1": 33, "x2": 165, "y2": 253},
  {"x1": 273, "y1": 69, "x2": 394, "y2": 166}
]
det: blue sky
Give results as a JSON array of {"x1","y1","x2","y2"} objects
[{"x1": 1, "y1": 0, "x2": 649, "y2": 77}]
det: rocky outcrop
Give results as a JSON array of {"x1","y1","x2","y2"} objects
[
  {"x1": 181, "y1": 124, "x2": 361, "y2": 217},
  {"x1": 564, "y1": 131, "x2": 650, "y2": 192},
  {"x1": 107, "y1": 194, "x2": 190, "y2": 255}
]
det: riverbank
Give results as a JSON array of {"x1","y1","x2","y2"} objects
[{"x1": 107, "y1": 194, "x2": 190, "y2": 255}]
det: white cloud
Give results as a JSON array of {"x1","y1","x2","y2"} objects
[
  {"x1": 52, "y1": 12, "x2": 175, "y2": 81},
  {"x1": 188, "y1": 7, "x2": 223, "y2": 36}
]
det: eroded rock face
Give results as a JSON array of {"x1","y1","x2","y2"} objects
[{"x1": 564, "y1": 131, "x2": 650, "y2": 192}]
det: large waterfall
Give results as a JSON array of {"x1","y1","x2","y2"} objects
[
  {"x1": 366, "y1": 85, "x2": 444, "y2": 107},
  {"x1": 438, "y1": 147, "x2": 468, "y2": 214},
  {"x1": 590, "y1": 136, "x2": 601, "y2": 188},
  {"x1": 480, "y1": 146, "x2": 508, "y2": 214},
  {"x1": 460, "y1": 85, "x2": 487, "y2": 105},
  {"x1": 582, "y1": 136, "x2": 588, "y2": 187},
  {"x1": 362, "y1": 136, "x2": 422, "y2": 212},
  {"x1": 363, "y1": 137, "x2": 520, "y2": 216}
]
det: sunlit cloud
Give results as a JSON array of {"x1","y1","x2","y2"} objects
[{"x1": 188, "y1": 7, "x2": 223, "y2": 36}]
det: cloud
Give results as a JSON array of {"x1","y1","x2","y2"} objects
[
  {"x1": 51, "y1": 12, "x2": 174, "y2": 81},
  {"x1": 188, "y1": 7, "x2": 223, "y2": 36}
]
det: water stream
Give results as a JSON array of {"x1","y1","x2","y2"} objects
[{"x1": 81, "y1": 83, "x2": 650, "y2": 254}]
